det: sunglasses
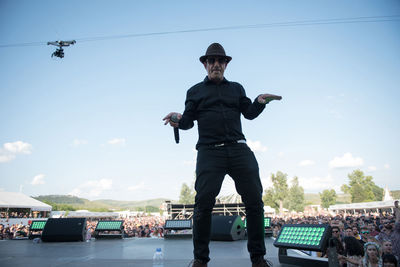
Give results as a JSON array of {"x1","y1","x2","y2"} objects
[
  {"x1": 332, "y1": 230, "x2": 339, "y2": 233},
  {"x1": 361, "y1": 231, "x2": 369, "y2": 234},
  {"x1": 207, "y1": 57, "x2": 228, "y2": 64}
]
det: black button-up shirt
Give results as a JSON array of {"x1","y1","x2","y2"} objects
[{"x1": 179, "y1": 76, "x2": 266, "y2": 149}]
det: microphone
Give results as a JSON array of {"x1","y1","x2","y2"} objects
[{"x1": 170, "y1": 114, "x2": 180, "y2": 144}]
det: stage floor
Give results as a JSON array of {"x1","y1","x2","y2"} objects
[{"x1": 0, "y1": 237, "x2": 300, "y2": 267}]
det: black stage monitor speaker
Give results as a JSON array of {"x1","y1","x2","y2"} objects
[
  {"x1": 41, "y1": 218, "x2": 87, "y2": 242},
  {"x1": 211, "y1": 215, "x2": 245, "y2": 241}
]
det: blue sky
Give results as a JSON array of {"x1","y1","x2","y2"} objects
[{"x1": 1, "y1": 1, "x2": 399, "y2": 201}]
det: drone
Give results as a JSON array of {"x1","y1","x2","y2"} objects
[{"x1": 47, "y1": 40, "x2": 76, "y2": 58}]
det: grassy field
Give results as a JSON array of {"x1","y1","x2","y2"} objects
[
  {"x1": 34, "y1": 195, "x2": 174, "y2": 212},
  {"x1": 304, "y1": 193, "x2": 351, "y2": 205},
  {"x1": 35, "y1": 190, "x2": 397, "y2": 212}
]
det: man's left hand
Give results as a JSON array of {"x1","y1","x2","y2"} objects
[{"x1": 257, "y1": 94, "x2": 282, "y2": 104}]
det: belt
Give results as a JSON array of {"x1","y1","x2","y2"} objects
[{"x1": 213, "y1": 140, "x2": 246, "y2": 147}]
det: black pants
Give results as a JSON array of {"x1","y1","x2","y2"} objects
[{"x1": 193, "y1": 143, "x2": 266, "y2": 263}]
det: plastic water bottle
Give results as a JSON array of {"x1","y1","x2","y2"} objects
[
  {"x1": 152, "y1": 247, "x2": 164, "y2": 267},
  {"x1": 86, "y1": 231, "x2": 91, "y2": 242}
]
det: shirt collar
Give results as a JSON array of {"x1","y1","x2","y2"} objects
[{"x1": 203, "y1": 76, "x2": 229, "y2": 84}]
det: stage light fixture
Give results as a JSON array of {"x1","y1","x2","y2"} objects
[
  {"x1": 164, "y1": 219, "x2": 193, "y2": 239},
  {"x1": 30, "y1": 220, "x2": 47, "y2": 230},
  {"x1": 264, "y1": 217, "x2": 271, "y2": 228},
  {"x1": 273, "y1": 224, "x2": 332, "y2": 267},
  {"x1": 94, "y1": 220, "x2": 124, "y2": 239},
  {"x1": 274, "y1": 224, "x2": 331, "y2": 251},
  {"x1": 243, "y1": 217, "x2": 271, "y2": 228},
  {"x1": 95, "y1": 220, "x2": 123, "y2": 231},
  {"x1": 28, "y1": 220, "x2": 47, "y2": 239},
  {"x1": 164, "y1": 219, "x2": 192, "y2": 230}
]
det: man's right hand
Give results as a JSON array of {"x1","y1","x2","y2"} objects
[
  {"x1": 163, "y1": 112, "x2": 182, "y2": 127},
  {"x1": 257, "y1": 94, "x2": 282, "y2": 104}
]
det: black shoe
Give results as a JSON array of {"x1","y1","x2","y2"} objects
[
  {"x1": 252, "y1": 258, "x2": 273, "y2": 267},
  {"x1": 189, "y1": 259, "x2": 208, "y2": 267}
]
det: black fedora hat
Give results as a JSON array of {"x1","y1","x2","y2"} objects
[{"x1": 199, "y1": 43, "x2": 232, "y2": 63}]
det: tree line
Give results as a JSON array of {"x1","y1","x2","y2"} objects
[{"x1": 179, "y1": 169, "x2": 385, "y2": 213}]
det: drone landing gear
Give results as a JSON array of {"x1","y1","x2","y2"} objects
[{"x1": 51, "y1": 48, "x2": 64, "y2": 58}]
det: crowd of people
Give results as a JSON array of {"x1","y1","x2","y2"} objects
[
  {"x1": 0, "y1": 215, "x2": 166, "y2": 240},
  {"x1": 86, "y1": 216, "x2": 165, "y2": 238},
  {"x1": 270, "y1": 201, "x2": 399, "y2": 267},
  {"x1": 1, "y1": 201, "x2": 399, "y2": 267},
  {"x1": 0, "y1": 223, "x2": 29, "y2": 239},
  {"x1": 0, "y1": 211, "x2": 30, "y2": 218}
]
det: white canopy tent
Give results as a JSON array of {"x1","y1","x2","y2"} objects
[
  {"x1": 329, "y1": 199, "x2": 398, "y2": 214},
  {"x1": 0, "y1": 191, "x2": 52, "y2": 211}
]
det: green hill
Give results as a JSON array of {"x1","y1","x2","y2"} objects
[
  {"x1": 391, "y1": 190, "x2": 400, "y2": 199},
  {"x1": 33, "y1": 195, "x2": 175, "y2": 212},
  {"x1": 93, "y1": 198, "x2": 173, "y2": 210},
  {"x1": 304, "y1": 193, "x2": 351, "y2": 205}
]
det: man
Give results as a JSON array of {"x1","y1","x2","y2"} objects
[
  {"x1": 367, "y1": 221, "x2": 379, "y2": 237},
  {"x1": 359, "y1": 226, "x2": 377, "y2": 244},
  {"x1": 394, "y1": 200, "x2": 400, "y2": 224},
  {"x1": 377, "y1": 219, "x2": 394, "y2": 243},
  {"x1": 345, "y1": 226, "x2": 354, "y2": 237},
  {"x1": 330, "y1": 226, "x2": 344, "y2": 255},
  {"x1": 163, "y1": 43, "x2": 282, "y2": 267}
]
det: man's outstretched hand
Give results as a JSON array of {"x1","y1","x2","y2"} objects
[
  {"x1": 163, "y1": 112, "x2": 182, "y2": 127},
  {"x1": 257, "y1": 94, "x2": 282, "y2": 104}
]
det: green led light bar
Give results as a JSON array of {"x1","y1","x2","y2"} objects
[
  {"x1": 243, "y1": 217, "x2": 271, "y2": 228},
  {"x1": 264, "y1": 217, "x2": 271, "y2": 228},
  {"x1": 95, "y1": 221, "x2": 123, "y2": 231},
  {"x1": 273, "y1": 224, "x2": 331, "y2": 252},
  {"x1": 164, "y1": 220, "x2": 192, "y2": 230},
  {"x1": 30, "y1": 220, "x2": 47, "y2": 230}
]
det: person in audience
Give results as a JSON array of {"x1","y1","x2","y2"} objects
[
  {"x1": 339, "y1": 236, "x2": 364, "y2": 267},
  {"x1": 382, "y1": 240, "x2": 394, "y2": 258},
  {"x1": 382, "y1": 254, "x2": 398, "y2": 267},
  {"x1": 378, "y1": 219, "x2": 394, "y2": 243},
  {"x1": 341, "y1": 242, "x2": 383, "y2": 267},
  {"x1": 394, "y1": 201, "x2": 399, "y2": 224},
  {"x1": 391, "y1": 222, "x2": 400, "y2": 260},
  {"x1": 331, "y1": 226, "x2": 345, "y2": 255},
  {"x1": 346, "y1": 226, "x2": 355, "y2": 237}
]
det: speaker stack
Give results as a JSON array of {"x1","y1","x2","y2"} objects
[
  {"x1": 41, "y1": 218, "x2": 87, "y2": 242},
  {"x1": 210, "y1": 215, "x2": 245, "y2": 241}
]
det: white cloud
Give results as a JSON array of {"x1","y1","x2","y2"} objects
[
  {"x1": 384, "y1": 164, "x2": 390, "y2": 169},
  {"x1": 0, "y1": 141, "x2": 32, "y2": 163},
  {"x1": 299, "y1": 160, "x2": 315, "y2": 167},
  {"x1": 128, "y1": 181, "x2": 145, "y2": 191},
  {"x1": 4, "y1": 141, "x2": 32, "y2": 154},
  {"x1": 367, "y1": 166, "x2": 377, "y2": 172},
  {"x1": 107, "y1": 138, "x2": 126, "y2": 146},
  {"x1": 31, "y1": 174, "x2": 45, "y2": 185},
  {"x1": 0, "y1": 154, "x2": 16, "y2": 163},
  {"x1": 72, "y1": 139, "x2": 88, "y2": 146},
  {"x1": 69, "y1": 178, "x2": 113, "y2": 198},
  {"x1": 247, "y1": 140, "x2": 267, "y2": 152},
  {"x1": 298, "y1": 175, "x2": 341, "y2": 192},
  {"x1": 329, "y1": 153, "x2": 364, "y2": 169}
]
